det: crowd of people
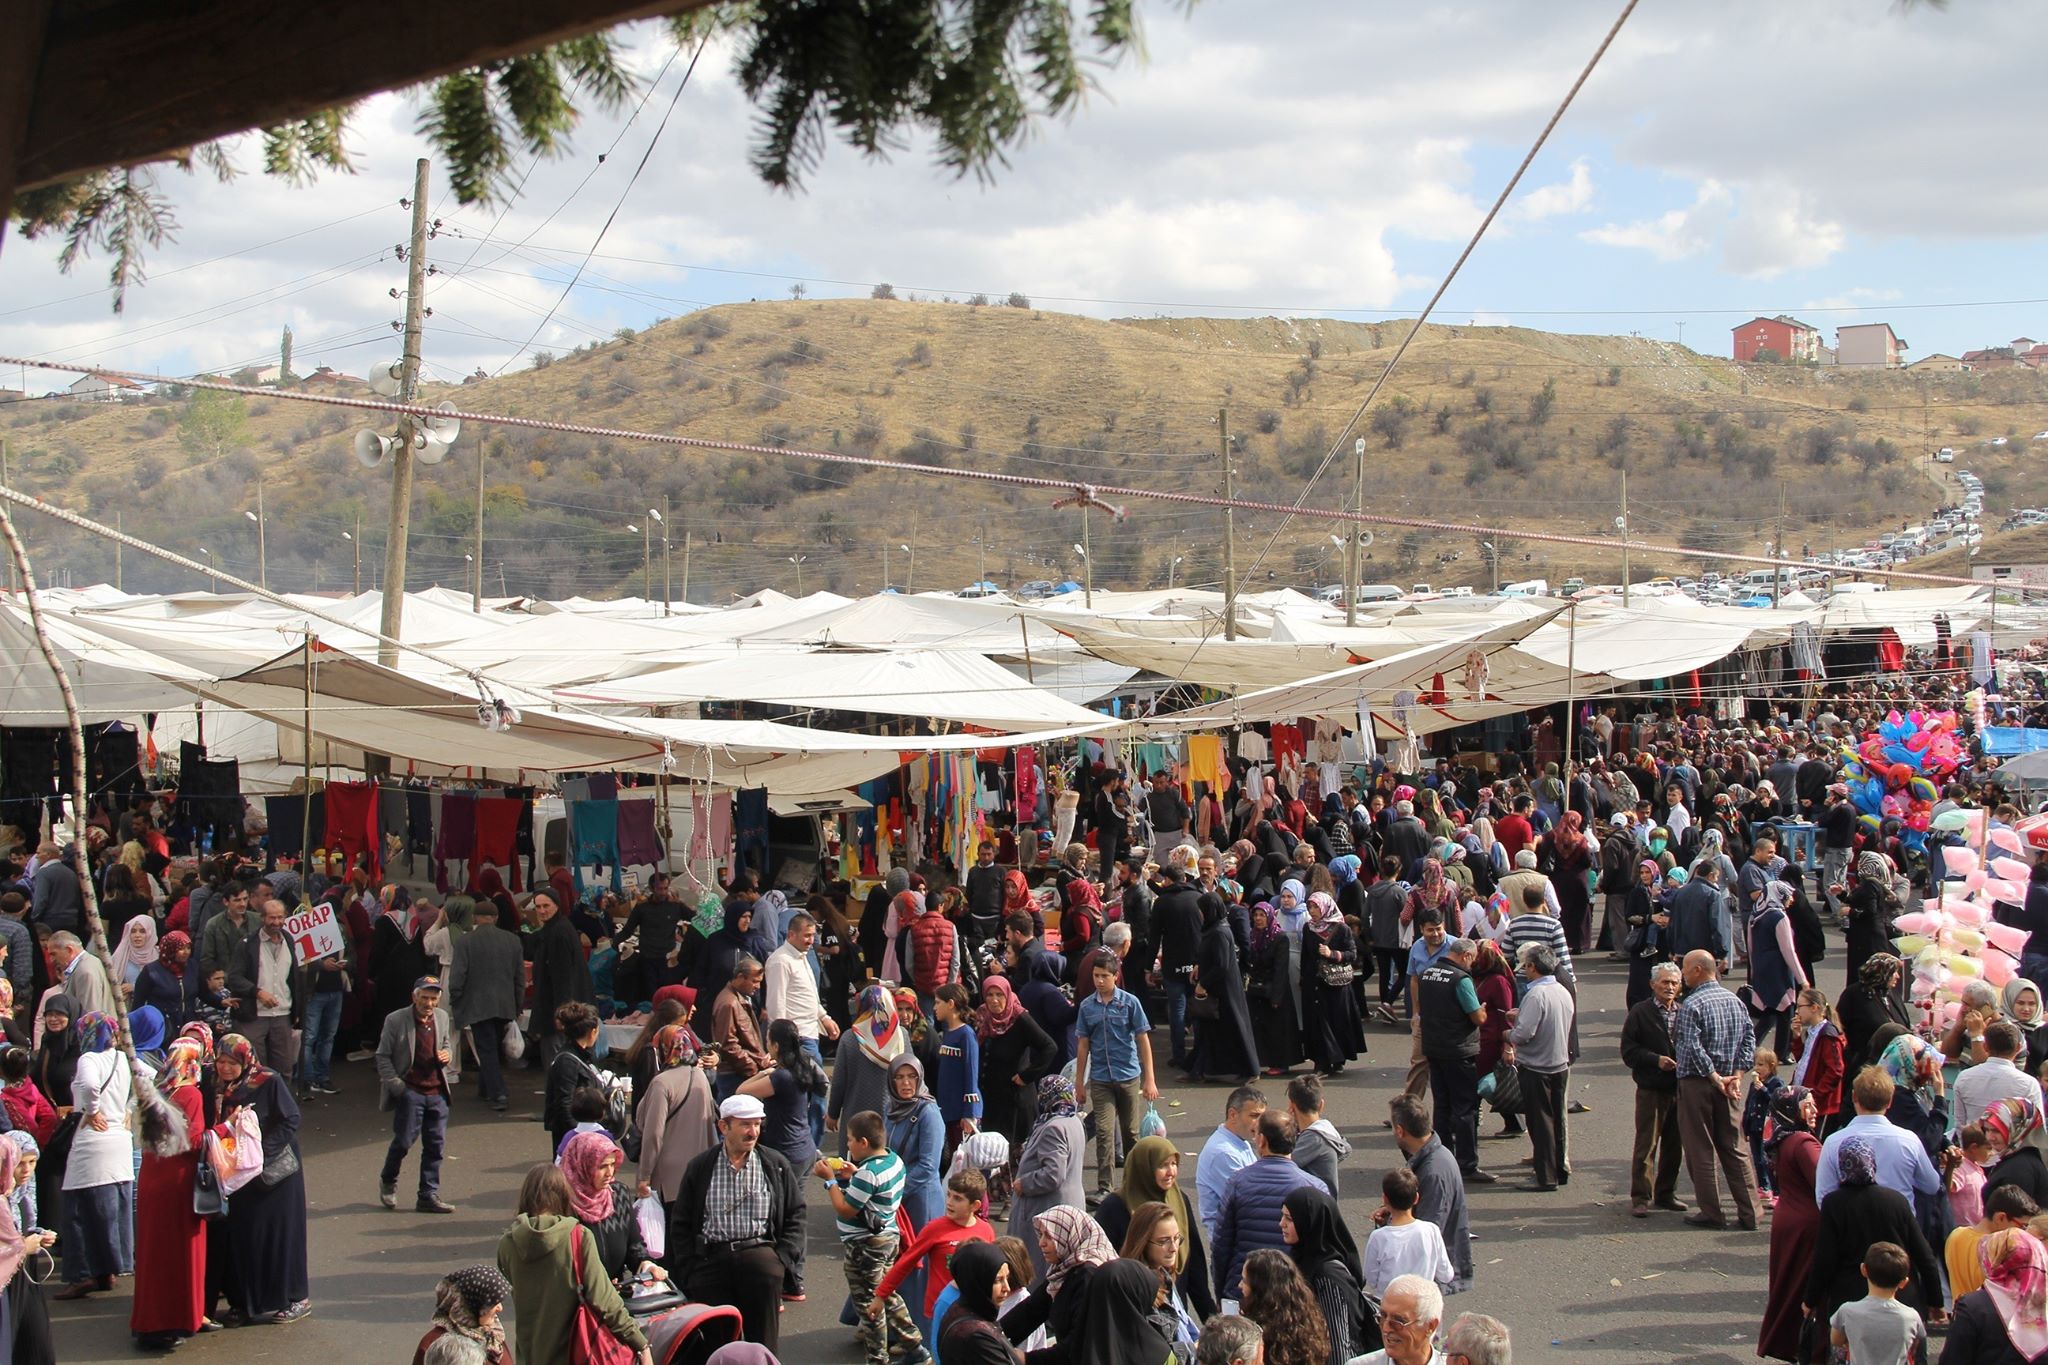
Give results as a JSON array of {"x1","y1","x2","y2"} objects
[{"x1": 5, "y1": 679, "x2": 2048, "y2": 1363}]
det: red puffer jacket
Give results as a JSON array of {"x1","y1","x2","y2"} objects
[{"x1": 907, "y1": 911, "x2": 956, "y2": 994}]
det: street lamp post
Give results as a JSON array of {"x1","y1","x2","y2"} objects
[
  {"x1": 788, "y1": 554, "x2": 808, "y2": 595},
  {"x1": 901, "y1": 543, "x2": 914, "y2": 594},
  {"x1": 198, "y1": 546, "x2": 219, "y2": 591},
  {"x1": 1167, "y1": 554, "x2": 1183, "y2": 590},
  {"x1": 1073, "y1": 541, "x2": 1091, "y2": 608},
  {"x1": 244, "y1": 477, "x2": 267, "y2": 590},
  {"x1": 344, "y1": 514, "x2": 361, "y2": 594},
  {"x1": 655, "y1": 500, "x2": 670, "y2": 616},
  {"x1": 1482, "y1": 540, "x2": 1499, "y2": 596}
]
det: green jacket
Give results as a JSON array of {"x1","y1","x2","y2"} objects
[{"x1": 496, "y1": 1213, "x2": 646, "y2": 1364}]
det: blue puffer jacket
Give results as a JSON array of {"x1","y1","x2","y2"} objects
[{"x1": 1210, "y1": 1155, "x2": 1328, "y2": 1302}]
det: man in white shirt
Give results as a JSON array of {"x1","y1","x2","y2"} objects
[
  {"x1": 1345, "y1": 1274, "x2": 1447, "y2": 1365},
  {"x1": 1954, "y1": 1020, "x2": 2045, "y2": 1128},
  {"x1": 1195, "y1": 1084, "x2": 1266, "y2": 1243},
  {"x1": 762, "y1": 911, "x2": 838, "y2": 1145}
]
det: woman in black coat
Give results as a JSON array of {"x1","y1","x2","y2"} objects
[
  {"x1": 544, "y1": 1003, "x2": 609, "y2": 1153},
  {"x1": 977, "y1": 976, "x2": 1060, "y2": 1157},
  {"x1": 214, "y1": 1034, "x2": 311, "y2": 1323},
  {"x1": 526, "y1": 890, "x2": 595, "y2": 1061},
  {"x1": 1842, "y1": 852, "x2": 1901, "y2": 985},
  {"x1": 1189, "y1": 892, "x2": 1258, "y2": 1085},
  {"x1": 686, "y1": 898, "x2": 754, "y2": 1039},
  {"x1": 557, "y1": 1131, "x2": 657, "y2": 1288},
  {"x1": 366, "y1": 890, "x2": 431, "y2": 1040},
  {"x1": 1297, "y1": 893, "x2": 1364, "y2": 1077},
  {"x1": 1245, "y1": 904, "x2": 1302, "y2": 1078},
  {"x1": 1836, "y1": 955, "x2": 1910, "y2": 1116},
  {"x1": 1805, "y1": 1137, "x2": 1942, "y2": 1334},
  {"x1": 1941, "y1": 1228, "x2": 2048, "y2": 1365}
]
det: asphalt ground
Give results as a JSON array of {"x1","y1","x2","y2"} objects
[{"x1": 52, "y1": 947, "x2": 1798, "y2": 1365}]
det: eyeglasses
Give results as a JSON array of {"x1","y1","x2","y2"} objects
[
  {"x1": 1383, "y1": 1311, "x2": 1432, "y2": 1333},
  {"x1": 1149, "y1": 1234, "x2": 1184, "y2": 1249}
]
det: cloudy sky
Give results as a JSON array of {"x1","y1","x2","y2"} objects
[{"x1": 4, "y1": 0, "x2": 2047, "y2": 392}]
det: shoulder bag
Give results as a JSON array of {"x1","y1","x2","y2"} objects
[
  {"x1": 568, "y1": 1223, "x2": 639, "y2": 1365},
  {"x1": 193, "y1": 1146, "x2": 228, "y2": 1219}
]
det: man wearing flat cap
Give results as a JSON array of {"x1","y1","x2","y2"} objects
[
  {"x1": 376, "y1": 974, "x2": 457, "y2": 1214},
  {"x1": 669, "y1": 1093, "x2": 809, "y2": 1348}
]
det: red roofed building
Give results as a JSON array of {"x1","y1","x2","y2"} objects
[{"x1": 1732, "y1": 315, "x2": 1821, "y2": 364}]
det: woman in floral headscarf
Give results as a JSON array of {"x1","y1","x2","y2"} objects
[
  {"x1": 1538, "y1": 810, "x2": 1595, "y2": 952},
  {"x1": 210, "y1": 1033, "x2": 310, "y2": 1324},
  {"x1": 633, "y1": 1022, "x2": 718, "y2": 1203},
  {"x1": 413, "y1": 1264, "x2": 513, "y2": 1365},
  {"x1": 1985, "y1": 1096, "x2": 2048, "y2": 1210},
  {"x1": 1843, "y1": 850, "x2": 1903, "y2": 982},
  {"x1": 0, "y1": 1133, "x2": 55, "y2": 1365},
  {"x1": 1298, "y1": 892, "x2": 1364, "y2": 1078},
  {"x1": 53, "y1": 1012, "x2": 133, "y2": 1302},
  {"x1": 1946, "y1": 1228, "x2": 2048, "y2": 1365},
  {"x1": 1806, "y1": 1136, "x2": 1943, "y2": 1335},
  {"x1": 1836, "y1": 954, "x2": 1910, "y2": 1113},
  {"x1": 131, "y1": 1038, "x2": 210, "y2": 1348},
  {"x1": 1009, "y1": 1075, "x2": 1085, "y2": 1279},
  {"x1": 828, "y1": 984, "x2": 905, "y2": 1156},
  {"x1": 1005, "y1": 1204, "x2": 1116, "y2": 1350}
]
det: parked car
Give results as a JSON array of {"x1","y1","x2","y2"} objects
[
  {"x1": 1935, "y1": 448, "x2": 1955, "y2": 463},
  {"x1": 1016, "y1": 580, "x2": 1056, "y2": 599}
]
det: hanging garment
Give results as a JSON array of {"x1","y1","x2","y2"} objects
[
  {"x1": 569, "y1": 800, "x2": 623, "y2": 897},
  {"x1": 377, "y1": 786, "x2": 409, "y2": 872},
  {"x1": 322, "y1": 781, "x2": 380, "y2": 880},
  {"x1": 508, "y1": 786, "x2": 539, "y2": 887},
  {"x1": 91, "y1": 724, "x2": 144, "y2": 808},
  {"x1": 471, "y1": 797, "x2": 525, "y2": 892},
  {"x1": 1015, "y1": 746, "x2": 1041, "y2": 818},
  {"x1": 1789, "y1": 621, "x2": 1826, "y2": 680},
  {"x1": 1235, "y1": 728, "x2": 1270, "y2": 762},
  {"x1": 1311, "y1": 720, "x2": 1343, "y2": 764},
  {"x1": 615, "y1": 799, "x2": 662, "y2": 870},
  {"x1": 586, "y1": 774, "x2": 619, "y2": 802},
  {"x1": 0, "y1": 727, "x2": 62, "y2": 839},
  {"x1": 734, "y1": 789, "x2": 771, "y2": 880},
  {"x1": 265, "y1": 793, "x2": 325, "y2": 864},
  {"x1": 1970, "y1": 630, "x2": 1994, "y2": 686},
  {"x1": 434, "y1": 793, "x2": 477, "y2": 894},
  {"x1": 1184, "y1": 735, "x2": 1230, "y2": 796},
  {"x1": 406, "y1": 789, "x2": 434, "y2": 869}
]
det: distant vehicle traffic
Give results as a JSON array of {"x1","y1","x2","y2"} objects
[{"x1": 1016, "y1": 580, "x2": 1055, "y2": 599}]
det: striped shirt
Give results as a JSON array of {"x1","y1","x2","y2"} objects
[
  {"x1": 835, "y1": 1150, "x2": 906, "y2": 1243},
  {"x1": 1500, "y1": 910, "x2": 1573, "y2": 977},
  {"x1": 704, "y1": 1148, "x2": 772, "y2": 1244}
]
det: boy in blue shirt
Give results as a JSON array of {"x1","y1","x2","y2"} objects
[
  {"x1": 932, "y1": 983, "x2": 982, "y2": 1162},
  {"x1": 1075, "y1": 956, "x2": 1160, "y2": 1202}
]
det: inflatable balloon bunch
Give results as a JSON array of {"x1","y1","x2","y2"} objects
[
  {"x1": 1838, "y1": 709, "x2": 1969, "y2": 853},
  {"x1": 1891, "y1": 827, "x2": 2037, "y2": 1034}
]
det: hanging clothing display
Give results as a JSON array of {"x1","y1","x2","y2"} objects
[
  {"x1": 433, "y1": 792, "x2": 476, "y2": 893},
  {"x1": 472, "y1": 796, "x2": 525, "y2": 892},
  {"x1": 1970, "y1": 630, "x2": 1994, "y2": 687},
  {"x1": 0, "y1": 727, "x2": 62, "y2": 839},
  {"x1": 615, "y1": 799, "x2": 662, "y2": 869},
  {"x1": 1184, "y1": 735, "x2": 1230, "y2": 796},
  {"x1": 322, "y1": 780, "x2": 380, "y2": 880},
  {"x1": 1015, "y1": 747, "x2": 1041, "y2": 821},
  {"x1": 90, "y1": 723, "x2": 144, "y2": 808},
  {"x1": 568, "y1": 800, "x2": 623, "y2": 896},
  {"x1": 733, "y1": 788, "x2": 771, "y2": 880},
  {"x1": 266, "y1": 793, "x2": 325, "y2": 864},
  {"x1": 508, "y1": 787, "x2": 539, "y2": 886},
  {"x1": 1235, "y1": 729, "x2": 1269, "y2": 762}
]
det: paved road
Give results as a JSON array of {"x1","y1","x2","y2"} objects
[{"x1": 54, "y1": 950, "x2": 1786, "y2": 1364}]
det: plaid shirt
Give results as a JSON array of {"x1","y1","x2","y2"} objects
[
  {"x1": 703, "y1": 1148, "x2": 772, "y2": 1243},
  {"x1": 1673, "y1": 980, "x2": 1755, "y2": 1080}
]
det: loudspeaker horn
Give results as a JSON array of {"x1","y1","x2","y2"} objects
[
  {"x1": 354, "y1": 429, "x2": 394, "y2": 469},
  {"x1": 366, "y1": 361, "x2": 404, "y2": 398}
]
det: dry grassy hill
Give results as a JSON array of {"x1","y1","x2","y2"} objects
[{"x1": 8, "y1": 298, "x2": 2048, "y2": 600}]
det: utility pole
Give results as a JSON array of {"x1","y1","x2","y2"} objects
[
  {"x1": 114, "y1": 511, "x2": 122, "y2": 590},
  {"x1": 376, "y1": 157, "x2": 432, "y2": 670},
  {"x1": 1619, "y1": 468, "x2": 1630, "y2": 607},
  {"x1": 681, "y1": 530, "x2": 692, "y2": 604},
  {"x1": 1080, "y1": 512, "x2": 1093, "y2": 609},
  {"x1": 640, "y1": 519, "x2": 651, "y2": 600},
  {"x1": 1221, "y1": 407, "x2": 1238, "y2": 641},
  {"x1": 1344, "y1": 435, "x2": 1366, "y2": 627},
  {"x1": 471, "y1": 441, "x2": 485, "y2": 611},
  {"x1": 350, "y1": 512, "x2": 362, "y2": 594},
  {"x1": 0, "y1": 439, "x2": 12, "y2": 593},
  {"x1": 1774, "y1": 480, "x2": 1787, "y2": 607},
  {"x1": 661, "y1": 496, "x2": 672, "y2": 615},
  {"x1": 254, "y1": 476, "x2": 267, "y2": 590},
  {"x1": 498, "y1": 564, "x2": 508, "y2": 597}
]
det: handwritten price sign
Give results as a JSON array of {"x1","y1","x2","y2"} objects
[{"x1": 283, "y1": 901, "x2": 346, "y2": 965}]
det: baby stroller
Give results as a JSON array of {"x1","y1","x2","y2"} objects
[{"x1": 625, "y1": 1278, "x2": 744, "y2": 1365}]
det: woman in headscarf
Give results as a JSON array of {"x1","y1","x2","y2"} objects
[
  {"x1": 210, "y1": 1033, "x2": 310, "y2": 1323},
  {"x1": 1404, "y1": 858, "x2": 1458, "y2": 940},
  {"x1": 1843, "y1": 850, "x2": 1902, "y2": 983},
  {"x1": 1071, "y1": 1257, "x2": 1173, "y2": 1365},
  {"x1": 1245, "y1": 903, "x2": 1303, "y2": 1081},
  {"x1": 107, "y1": 914, "x2": 159, "y2": 992},
  {"x1": 636, "y1": 1021, "x2": 719, "y2": 1203},
  {"x1": 1756, "y1": 1086, "x2": 1823, "y2": 1362},
  {"x1": 474, "y1": 867, "x2": 518, "y2": 925},
  {"x1": 687, "y1": 896, "x2": 757, "y2": 1039},
  {"x1": 1298, "y1": 892, "x2": 1364, "y2": 1078},
  {"x1": 1281, "y1": 1187, "x2": 1371, "y2": 1365},
  {"x1": 1095, "y1": 1137, "x2": 1215, "y2": 1322},
  {"x1": 556, "y1": 1130, "x2": 665, "y2": 1290},
  {"x1": 0, "y1": 1128, "x2": 55, "y2": 1365},
  {"x1": 975, "y1": 976, "x2": 1058, "y2": 1157},
  {"x1": 829, "y1": 984, "x2": 906, "y2": 1156},
  {"x1": 1273, "y1": 878, "x2": 1309, "y2": 935},
  {"x1": 1328, "y1": 853, "x2": 1367, "y2": 924},
  {"x1": 368, "y1": 883, "x2": 433, "y2": 1040},
  {"x1": 888, "y1": 1054, "x2": 947, "y2": 1232},
  {"x1": 895, "y1": 985, "x2": 943, "y2": 1081},
  {"x1": 1984, "y1": 1097, "x2": 2048, "y2": 1210},
  {"x1": 1945, "y1": 1227, "x2": 2048, "y2": 1365},
  {"x1": 51, "y1": 1013, "x2": 134, "y2": 1302},
  {"x1": 939, "y1": 1239, "x2": 1021, "y2": 1365},
  {"x1": 134, "y1": 929, "x2": 195, "y2": 1033},
  {"x1": 412, "y1": 1264, "x2": 512, "y2": 1365},
  {"x1": 1804, "y1": 1136, "x2": 1943, "y2": 1336},
  {"x1": 1836, "y1": 954, "x2": 1911, "y2": 1112},
  {"x1": 425, "y1": 893, "x2": 476, "y2": 981},
  {"x1": 130, "y1": 1038, "x2": 210, "y2": 1348},
  {"x1": 1748, "y1": 881, "x2": 1810, "y2": 1058},
  {"x1": 1539, "y1": 811, "x2": 1595, "y2": 953},
  {"x1": 1189, "y1": 890, "x2": 1259, "y2": 1086},
  {"x1": 1009, "y1": 1078, "x2": 1087, "y2": 1281},
  {"x1": 1470, "y1": 938, "x2": 1522, "y2": 1139},
  {"x1": 29, "y1": 993, "x2": 77, "y2": 1112},
  {"x1": 1687, "y1": 828, "x2": 1740, "y2": 966},
  {"x1": 1009, "y1": 1203, "x2": 1116, "y2": 1350},
  {"x1": 2006, "y1": 977, "x2": 2048, "y2": 1083}
]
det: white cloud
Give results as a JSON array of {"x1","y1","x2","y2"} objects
[
  {"x1": 1513, "y1": 158, "x2": 1594, "y2": 220},
  {"x1": 1801, "y1": 287, "x2": 1902, "y2": 312},
  {"x1": 1581, "y1": 180, "x2": 1730, "y2": 261},
  {"x1": 1721, "y1": 183, "x2": 1845, "y2": 278}
]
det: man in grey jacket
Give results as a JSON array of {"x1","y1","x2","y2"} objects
[
  {"x1": 376, "y1": 975, "x2": 457, "y2": 1214},
  {"x1": 447, "y1": 901, "x2": 524, "y2": 1111}
]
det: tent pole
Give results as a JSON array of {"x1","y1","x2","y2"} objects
[
  {"x1": 302, "y1": 630, "x2": 315, "y2": 864},
  {"x1": 1562, "y1": 600, "x2": 1579, "y2": 796}
]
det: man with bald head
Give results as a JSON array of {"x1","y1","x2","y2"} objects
[{"x1": 1671, "y1": 949, "x2": 1760, "y2": 1229}]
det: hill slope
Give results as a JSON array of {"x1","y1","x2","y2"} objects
[{"x1": 8, "y1": 299, "x2": 2048, "y2": 600}]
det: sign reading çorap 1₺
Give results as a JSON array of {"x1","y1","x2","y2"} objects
[{"x1": 283, "y1": 900, "x2": 347, "y2": 965}]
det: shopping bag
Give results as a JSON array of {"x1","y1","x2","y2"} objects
[
  {"x1": 212, "y1": 1109, "x2": 266, "y2": 1194},
  {"x1": 1138, "y1": 1104, "x2": 1166, "y2": 1140},
  {"x1": 634, "y1": 1194, "x2": 666, "y2": 1260}
]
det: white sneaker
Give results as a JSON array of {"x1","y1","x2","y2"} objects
[{"x1": 345, "y1": 1049, "x2": 373, "y2": 1063}]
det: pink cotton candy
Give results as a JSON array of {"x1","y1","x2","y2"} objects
[{"x1": 1946, "y1": 848, "x2": 1982, "y2": 879}]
